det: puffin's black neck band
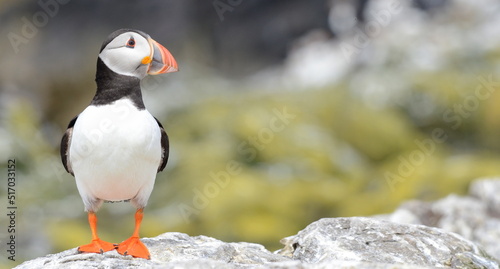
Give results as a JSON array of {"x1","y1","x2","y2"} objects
[{"x1": 91, "y1": 58, "x2": 145, "y2": 110}]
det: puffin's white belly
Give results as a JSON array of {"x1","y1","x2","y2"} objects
[{"x1": 69, "y1": 99, "x2": 161, "y2": 208}]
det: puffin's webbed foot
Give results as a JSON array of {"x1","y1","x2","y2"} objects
[
  {"x1": 78, "y1": 211, "x2": 115, "y2": 254},
  {"x1": 116, "y1": 236, "x2": 150, "y2": 259},
  {"x1": 78, "y1": 239, "x2": 116, "y2": 254},
  {"x1": 116, "y1": 208, "x2": 150, "y2": 259}
]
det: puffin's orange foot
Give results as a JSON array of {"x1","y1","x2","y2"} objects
[
  {"x1": 78, "y1": 239, "x2": 116, "y2": 254},
  {"x1": 116, "y1": 236, "x2": 150, "y2": 259}
]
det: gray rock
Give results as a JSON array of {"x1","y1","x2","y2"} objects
[
  {"x1": 16, "y1": 218, "x2": 498, "y2": 269},
  {"x1": 279, "y1": 217, "x2": 497, "y2": 269},
  {"x1": 385, "y1": 179, "x2": 500, "y2": 262},
  {"x1": 469, "y1": 179, "x2": 500, "y2": 218},
  {"x1": 15, "y1": 232, "x2": 289, "y2": 269}
]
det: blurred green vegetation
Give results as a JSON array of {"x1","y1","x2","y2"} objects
[
  {"x1": 2, "y1": 53, "x2": 500, "y2": 268},
  {"x1": 2, "y1": 1, "x2": 500, "y2": 268}
]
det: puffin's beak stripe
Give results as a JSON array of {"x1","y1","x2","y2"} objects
[{"x1": 147, "y1": 38, "x2": 178, "y2": 75}]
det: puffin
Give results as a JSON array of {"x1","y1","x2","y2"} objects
[{"x1": 60, "y1": 29, "x2": 178, "y2": 259}]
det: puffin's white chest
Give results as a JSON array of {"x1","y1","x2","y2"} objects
[{"x1": 69, "y1": 98, "x2": 161, "y2": 202}]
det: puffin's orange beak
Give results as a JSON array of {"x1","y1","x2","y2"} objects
[{"x1": 145, "y1": 38, "x2": 178, "y2": 75}]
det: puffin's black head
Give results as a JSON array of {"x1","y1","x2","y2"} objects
[{"x1": 98, "y1": 29, "x2": 178, "y2": 79}]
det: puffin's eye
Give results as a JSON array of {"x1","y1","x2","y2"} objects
[{"x1": 126, "y1": 38, "x2": 136, "y2": 48}]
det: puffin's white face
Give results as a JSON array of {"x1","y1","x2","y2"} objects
[{"x1": 99, "y1": 31, "x2": 178, "y2": 79}]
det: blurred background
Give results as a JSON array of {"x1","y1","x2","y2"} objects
[{"x1": 1, "y1": 0, "x2": 500, "y2": 267}]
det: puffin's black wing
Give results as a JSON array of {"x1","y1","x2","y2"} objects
[
  {"x1": 154, "y1": 117, "x2": 169, "y2": 172},
  {"x1": 60, "y1": 116, "x2": 78, "y2": 176}
]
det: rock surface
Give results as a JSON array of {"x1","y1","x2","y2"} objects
[
  {"x1": 16, "y1": 179, "x2": 500, "y2": 269},
  {"x1": 279, "y1": 218, "x2": 497, "y2": 268},
  {"x1": 385, "y1": 178, "x2": 500, "y2": 263}
]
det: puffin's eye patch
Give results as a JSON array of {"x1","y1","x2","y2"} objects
[{"x1": 126, "y1": 38, "x2": 136, "y2": 48}]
